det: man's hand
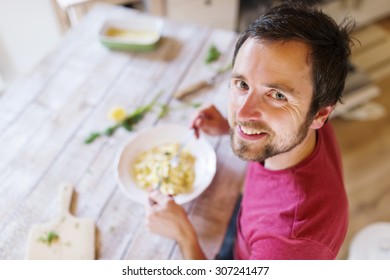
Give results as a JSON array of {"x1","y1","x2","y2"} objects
[
  {"x1": 145, "y1": 190, "x2": 206, "y2": 259},
  {"x1": 146, "y1": 190, "x2": 193, "y2": 243},
  {"x1": 190, "y1": 104, "x2": 230, "y2": 138}
]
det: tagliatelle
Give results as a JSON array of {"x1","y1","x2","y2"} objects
[{"x1": 133, "y1": 143, "x2": 196, "y2": 195}]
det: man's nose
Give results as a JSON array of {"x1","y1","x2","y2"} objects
[{"x1": 236, "y1": 92, "x2": 264, "y2": 121}]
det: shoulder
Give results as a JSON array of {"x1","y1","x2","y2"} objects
[{"x1": 249, "y1": 236, "x2": 335, "y2": 260}]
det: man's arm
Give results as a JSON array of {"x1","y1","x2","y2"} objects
[
  {"x1": 145, "y1": 104, "x2": 230, "y2": 259},
  {"x1": 146, "y1": 190, "x2": 207, "y2": 259}
]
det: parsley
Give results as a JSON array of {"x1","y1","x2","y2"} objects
[
  {"x1": 38, "y1": 231, "x2": 59, "y2": 246},
  {"x1": 84, "y1": 91, "x2": 162, "y2": 144},
  {"x1": 158, "y1": 104, "x2": 170, "y2": 118},
  {"x1": 205, "y1": 45, "x2": 221, "y2": 64}
]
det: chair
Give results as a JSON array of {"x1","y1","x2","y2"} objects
[
  {"x1": 51, "y1": 0, "x2": 142, "y2": 32},
  {"x1": 348, "y1": 222, "x2": 390, "y2": 259}
]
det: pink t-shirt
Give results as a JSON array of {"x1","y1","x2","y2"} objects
[{"x1": 234, "y1": 123, "x2": 348, "y2": 260}]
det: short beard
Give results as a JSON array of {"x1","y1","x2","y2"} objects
[
  {"x1": 230, "y1": 131, "x2": 274, "y2": 162},
  {"x1": 230, "y1": 115, "x2": 313, "y2": 162}
]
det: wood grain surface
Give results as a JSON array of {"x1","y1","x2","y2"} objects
[{"x1": 0, "y1": 3, "x2": 246, "y2": 259}]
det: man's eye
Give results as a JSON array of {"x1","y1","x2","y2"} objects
[
  {"x1": 236, "y1": 80, "x2": 249, "y2": 90},
  {"x1": 273, "y1": 91, "x2": 286, "y2": 100}
]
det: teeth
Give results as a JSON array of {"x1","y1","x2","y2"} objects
[{"x1": 240, "y1": 126, "x2": 264, "y2": 135}]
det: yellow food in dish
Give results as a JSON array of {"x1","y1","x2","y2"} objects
[
  {"x1": 106, "y1": 27, "x2": 157, "y2": 41},
  {"x1": 133, "y1": 143, "x2": 196, "y2": 195}
]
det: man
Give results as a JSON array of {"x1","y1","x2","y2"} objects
[{"x1": 146, "y1": 3, "x2": 354, "y2": 259}]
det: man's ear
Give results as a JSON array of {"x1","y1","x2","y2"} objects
[{"x1": 310, "y1": 105, "x2": 334, "y2": 129}]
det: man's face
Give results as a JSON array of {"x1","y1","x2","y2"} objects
[{"x1": 228, "y1": 38, "x2": 314, "y2": 162}]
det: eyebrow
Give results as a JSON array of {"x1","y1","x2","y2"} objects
[
  {"x1": 264, "y1": 83, "x2": 296, "y2": 94},
  {"x1": 231, "y1": 73, "x2": 297, "y2": 94}
]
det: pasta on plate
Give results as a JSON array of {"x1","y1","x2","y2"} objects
[{"x1": 133, "y1": 143, "x2": 196, "y2": 195}]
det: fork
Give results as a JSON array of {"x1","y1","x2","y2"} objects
[{"x1": 154, "y1": 131, "x2": 194, "y2": 191}]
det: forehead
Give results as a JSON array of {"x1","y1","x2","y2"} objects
[{"x1": 234, "y1": 38, "x2": 313, "y2": 92}]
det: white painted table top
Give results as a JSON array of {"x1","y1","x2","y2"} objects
[{"x1": 0, "y1": 3, "x2": 246, "y2": 259}]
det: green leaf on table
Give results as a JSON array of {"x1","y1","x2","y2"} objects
[
  {"x1": 38, "y1": 231, "x2": 59, "y2": 246},
  {"x1": 84, "y1": 91, "x2": 163, "y2": 144},
  {"x1": 189, "y1": 102, "x2": 202, "y2": 108},
  {"x1": 158, "y1": 104, "x2": 170, "y2": 118},
  {"x1": 84, "y1": 132, "x2": 102, "y2": 144},
  {"x1": 205, "y1": 45, "x2": 221, "y2": 64},
  {"x1": 104, "y1": 125, "x2": 119, "y2": 136}
]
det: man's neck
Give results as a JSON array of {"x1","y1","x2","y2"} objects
[{"x1": 264, "y1": 129, "x2": 317, "y2": 171}]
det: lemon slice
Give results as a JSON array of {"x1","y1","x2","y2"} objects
[{"x1": 108, "y1": 107, "x2": 127, "y2": 122}]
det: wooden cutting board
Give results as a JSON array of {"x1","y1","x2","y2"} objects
[{"x1": 26, "y1": 184, "x2": 95, "y2": 259}]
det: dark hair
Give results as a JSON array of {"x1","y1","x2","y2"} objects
[{"x1": 233, "y1": 3, "x2": 355, "y2": 117}]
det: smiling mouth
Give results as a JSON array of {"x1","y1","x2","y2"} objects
[
  {"x1": 237, "y1": 125, "x2": 268, "y2": 141},
  {"x1": 239, "y1": 125, "x2": 266, "y2": 135}
]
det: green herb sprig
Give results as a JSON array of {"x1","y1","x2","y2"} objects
[
  {"x1": 156, "y1": 101, "x2": 202, "y2": 119},
  {"x1": 204, "y1": 45, "x2": 232, "y2": 79},
  {"x1": 158, "y1": 104, "x2": 170, "y2": 118},
  {"x1": 84, "y1": 91, "x2": 162, "y2": 144},
  {"x1": 205, "y1": 45, "x2": 221, "y2": 64},
  {"x1": 38, "y1": 231, "x2": 59, "y2": 246}
]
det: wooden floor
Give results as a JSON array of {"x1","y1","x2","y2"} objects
[{"x1": 332, "y1": 17, "x2": 390, "y2": 259}]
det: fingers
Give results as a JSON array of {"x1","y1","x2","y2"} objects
[
  {"x1": 146, "y1": 189, "x2": 174, "y2": 210},
  {"x1": 190, "y1": 111, "x2": 205, "y2": 128},
  {"x1": 190, "y1": 114, "x2": 205, "y2": 139},
  {"x1": 144, "y1": 192, "x2": 190, "y2": 241},
  {"x1": 149, "y1": 189, "x2": 172, "y2": 203},
  {"x1": 190, "y1": 104, "x2": 218, "y2": 137},
  {"x1": 145, "y1": 191, "x2": 180, "y2": 232}
]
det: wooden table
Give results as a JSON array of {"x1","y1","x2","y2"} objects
[{"x1": 0, "y1": 3, "x2": 246, "y2": 259}]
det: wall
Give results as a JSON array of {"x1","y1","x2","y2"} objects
[
  {"x1": 0, "y1": 0, "x2": 62, "y2": 86},
  {"x1": 323, "y1": 0, "x2": 390, "y2": 27}
]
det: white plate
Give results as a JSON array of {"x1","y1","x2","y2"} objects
[{"x1": 114, "y1": 124, "x2": 216, "y2": 204}]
